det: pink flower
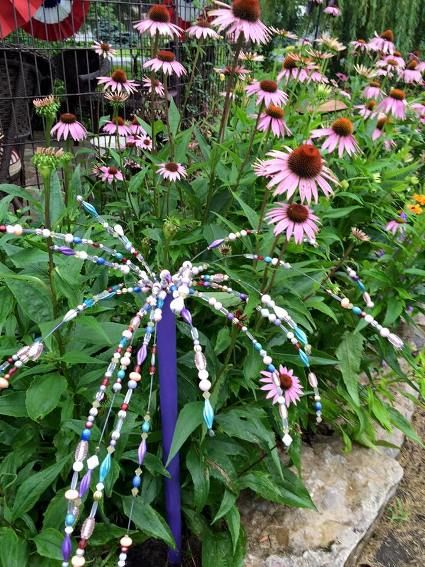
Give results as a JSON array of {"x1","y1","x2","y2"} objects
[
  {"x1": 372, "y1": 114, "x2": 389, "y2": 140},
  {"x1": 129, "y1": 117, "x2": 147, "y2": 136},
  {"x1": 363, "y1": 81, "x2": 385, "y2": 100},
  {"x1": 102, "y1": 117, "x2": 132, "y2": 136},
  {"x1": 266, "y1": 202, "x2": 320, "y2": 243},
  {"x1": 126, "y1": 135, "x2": 153, "y2": 151},
  {"x1": 92, "y1": 41, "x2": 116, "y2": 60},
  {"x1": 257, "y1": 105, "x2": 291, "y2": 138},
  {"x1": 336, "y1": 72, "x2": 348, "y2": 82},
  {"x1": 245, "y1": 79, "x2": 288, "y2": 107},
  {"x1": 97, "y1": 69, "x2": 138, "y2": 94},
  {"x1": 310, "y1": 118, "x2": 360, "y2": 158},
  {"x1": 411, "y1": 103, "x2": 425, "y2": 124},
  {"x1": 385, "y1": 212, "x2": 407, "y2": 234},
  {"x1": 368, "y1": 30, "x2": 395, "y2": 55},
  {"x1": 377, "y1": 89, "x2": 407, "y2": 120},
  {"x1": 139, "y1": 136, "x2": 153, "y2": 152},
  {"x1": 277, "y1": 54, "x2": 309, "y2": 83},
  {"x1": 143, "y1": 51, "x2": 186, "y2": 77},
  {"x1": 209, "y1": 0, "x2": 271, "y2": 45},
  {"x1": 157, "y1": 162, "x2": 187, "y2": 181},
  {"x1": 376, "y1": 55, "x2": 404, "y2": 78},
  {"x1": 324, "y1": 6, "x2": 341, "y2": 17},
  {"x1": 355, "y1": 100, "x2": 378, "y2": 120},
  {"x1": 133, "y1": 4, "x2": 183, "y2": 38},
  {"x1": 50, "y1": 113, "x2": 87, "y2": 142},
  {"x1": 260, "y1": 365, "x2": 304, "y2": 407},
  {"x1": 99, "y1": 166, "x2": 124, "y2": 184},
  {"x1": 255, "y1": 144, "x2": 337, "y2": 203},
  {"x1": 186, "y1": 18, "x2": 220, "y2": 40},
  {"x1": 350, "y1": 39, "x2": 369, "y2": 52},
  {"x1": 399, "y1": 60, "x2": 423, "y2": 84},
  {"x1": 142, "y1": 77, "x2": 165, "y2": 96}
]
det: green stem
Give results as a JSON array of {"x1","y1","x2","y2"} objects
[
  {"x1": 180, "y1": 42, "x2": 203, "y2": 125},
  {"x1": 233, "y1": 102, "x2": 264, "y2": 191},
  {"x1": 44, "y1": 115, "x2": 54, "y2": 147},
  {"x1": 150, "y1": 32, "x2": 160, "y2": 153},
  {"x1": 163, "y1": 80, "x2": 175, "y2": 161},
  {"x1": 218, "y1": 36, "x2": 245, "y2": 143},
  {"x1": 211, "y1": 326, "x2": 239, "y2": 407}
]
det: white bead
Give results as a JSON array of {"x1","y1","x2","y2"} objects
[
  {"x1": 199, "y1": 379, "x2": 211, "y2": 392},
  {"x1": 121, "y1": 265, "x2": 130, "y2": 274},
  {"x1": 14, "y1": 360, "x2": 23, "y2": 368},
  {"x1": 364, "y1": 314, "x2": 373, "y2": 323},
  {"x1": 120, "y1": 357, "x2": 131, "y2": 366},
  {"x1": 120, "y1": 536, "x2": 133, "y2": 547},
  {"x1": 65, "y1": 489, "x2": 79, "y2": 501},
  {"x1": 76, "y1": 549, "x2": 84, "y2": 556},
  {"x1": 42, "y1": 228, "x2": 51, "y2": 238},
  {"x1": 14, "y1": 224, "x2": 23, "y2": 235},
  {"x1": 208, "y1": 297, "x2": 216, "y2": 305},
  {"x1": 287, "y1": 332, "x2": 294, "y2": 340},
  {"x1": 111, "y1": 431, "x2": 120, "y2": 440},
  {"x1": 268, "y1": 313, "x2": 277, "y2": 322},
  {"x1": 73, "y1": 461, "x2": 84, "y2": 472},
  {"x1": 340, "y1": 297, "x2": 350, "y2": 308},
  {"x1": 113, "y1": 352, "x2": 121, "y2": 360},
  {"x1": 214, "y1": 302, "x2": 222, "y2": 310},
  {"x1": 118, "y1": 410, "x2": 126, "y2": 418},
  {"x1": 194, "y1": 345, "x2": 202, "y2": 352},
  {"x1": 113, "y1": 383, "x2": 122, "y2": 392},
  {"x1": 291, "y1": 338, "x2": 298, "y2": 344},
  {"x1": 259, "y1": 349, "x2": 266, "y2": 357},
  {"x1": 261, "y1": 294, "x2": 271, "y2": 304},
  {"x1": 228, "y1": 233, "x2": 236, "y2": 240},
  {"x1": 128, "y1": 380, "x2": 138, "y2": 389},
  {"x1": 89, "y1": 408, "x2": 98, "y2": 416},
  {"x1": 198, "y1": 369, "x2": 209, "y2": 380},
  {"x1": 260, "y1": 308, "x2": 269, "y2": 317},
  {"x1": 65, "y1": 233, "x2": 74, "y2": 243},
  {"x1": 114, "y1": 224, "x2": 124, "y2": 236},
  {"x1": 380, "y1": 327, "x2": 390, "y2": 337},
  {"x1": 71, "y1": 556, "x2": 85, "y2": 566},
  {"x1": 65, "y1": 526, "x2": 73, "y2": 535},
  {"x1": 119, "y1": 554, "x2": 127, "y2": 561},
  {"x1": 263, "y1": 355, "x2": 272, "y2": 365},
  {"x1": 240, "y1": 230, "x2": 247, "y2": 236},
  {"x1": 96, "y1": 482, "x2": 104, "y2": 490},
  {"x1": 129, "y1": 372, "x2": 141, "y2": 381},
  {"x1": 118, "y1": 561, "x2": 126, "y2": 567},
  {"x1": 282, "y1": 433, "x2": 293, "y2": 447},
  {"x1": 271, "y1": 258, "x2": 279, "y2": 266},
  {"x1": 87, "y1": 455, "x2": 99, "y2": 470},
  {"x1": 122, "y1": 330, "x2": 132, "y2": 339}
]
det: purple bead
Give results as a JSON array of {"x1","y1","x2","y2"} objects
[
  {"x1": 208, "y1": 238, "x2": 224, "y2": 250},
  {"x1": 138, "y1": 439, "x2": 147, "y2": 465},
  {"x1": 79, "y1": 469, "x2": 92, "y2": 497},
  {"x1": 137, "y1": 344, "x2": 147, "y2": 365},
  {"x1": 180, "y1": 308, "x2": 192, "y2": 325},
  {"x1": 57, "y1": 247, "x2": 75, "y2": 256},
  {"x1": 227, "y1": 312, "x2": 234, "y2": 320},
  {"x1": 61, "y1": 534, "x2": 72, "y2": 561},
  {"x1": 239, "y1": 293, "x2": 248, "y2": 301}
]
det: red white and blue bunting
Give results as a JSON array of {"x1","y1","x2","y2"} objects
[{"x1": 23, "y1": 0, "x2": 90, "y2": 41}]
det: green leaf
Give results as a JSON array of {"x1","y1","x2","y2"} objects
[
  {"x1": 26, "y1": 373, "x2": 67, "y2": 420},
  {"x1": 49, "y1": 171, "x2": 65, "y2": 226},
  {"x1": 230, "y1": 190, "x2": 258, "y2": 229},
  {"x1": 212, "y1": 489, "x2": 237, "y2": 524},
  {"x1": 165, "y1": 401, "x2": 204, "y2": 466},
  {"x1": 305, "y1": 297, "x2": 338, "y2": 323},
  {"x1": 32, "y1": 529, "x2": 63, "y2": 561},
  {"x1": 61, "y1": 351, "x2": 105, "y2": 365},
  {"x1": 169, "y1": 98, "x2": 180, "y2": 137},
  {"x1": 335, "y1": 332, "x2": 364, "y2": 406},
  {"x1": 11, "y1": 456, "x2": 69, "y2": 521},
  {"x1": 383, "y1": 296, "x2": 404, "y2": 326},
  {"x1": 322, "y1": 205, "x2": 362, "y2": 219},
  {"x1": 387, "y1": 407, "x2": 424, "y2": 446},
  {"x1": 122, "y1": 497, "x2": 175, "y2": 548},
  {"x1": 225, "y1": 506, "x2": 240, "y2": 553},
  {"x1": 0, "y1": 391, "x2": 27, "y2": 417},
  {"x1": 239, "y1": 470, "x2": 314, "y2": 509},
  {"x1": 0, "y1": 271, "x2": 53, "y2": 324},
  {"x1": 42, "y1": 489, "x2": 67, "y2": 529},
  {"x1": 186, "y1": 446, "x2": 210, "y2": 511},
  {"x1": 0, "y1": 527, "x2": 29, "y2": 567}
]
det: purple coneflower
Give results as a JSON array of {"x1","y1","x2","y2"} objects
[
  {"x1": 310, "y1": 118, "x2": 359, "y2": 158},
  {"x1": 215, "y1": 64, "x2": 249, "y2": 81},
  {"x1": 277, "y1": 54, "x2": 309, "y2": 83},
  {"x1": 139, "y1": 136, "x2": 153, "y2": 152},
  {"x1": 368, "y1": 29, "x2": 395, "y2": 55},
  {"x1": 157, "y1": 162, "x2": 187, "y2": 181},
  {"x1": 143, "y1": 50, "x2": 186, "y2": 77},
  {"x1": 186, "y1": 17, "x2": 220, "y2": 40},
  {"x1": 129, "y1": 116, "x2": 147, "y2": 136},
  {"x1": 266, "y1": 202, "x2": 320, "y2": 243},
  {"x1": 377, "y1": 88, "x2": 407, "y2": 120},
  {"x1": 335, "y1": 72, "x2": 348, "y2": 82},
  {"x1": 134, "y1": 4, "x2": 183, "y2": 37},
  {"x1": 142, "y1": 77, "x2": 165, "y2": 97},
  {"x1": 355, "y1": 100, "x2": 378, "y2": 120},
  {"x1": 99, "y1": 166, "x2": 124, "y2": 184},
  {"x1": 255, "y1": 144, "x2": 337, "y2": 203},
  {"x1": 102, "y1": 117, "x2": 132, "y2": 136},
  {"x1": 350, "y1": 39, "x2": 369, "y2": 53},
  {"x1": 245, "y1": 79, "x2": 288, "y2": 107},
  {"x1": 399, "y1": 60, "x2": 423, "y2": 84},
  {"x1": 50, "y1": 113, "x2": 87, "y2": 142},
  {"x1": 209, "y1": 0, "x2": 270, "y2": 45},
  {"x1": 308, "y1": 66, "x2": 329, "y2": 83},
  {"x1": 411, "y1": 102, "x2": 425, "y2": 124},
  {"x1": 260, "y1": 365, "x2": 304, "y2": 407},
  {"x1": 372, "y1": 114, "x2": 389, "y2": 140},
  {"x1": 97, "y1": 69, "x2": 138, "y2": 94},
  {"x1": 257, "y1": 105, "x2": 291, "y2": 138},
  {"x1": 324, "y1": 6, "x2": 341, "y2": 17},
  {"x1": 363, "y1": 80, "x2": 384, "y2": 100},
  {"x1": 376, "y1": 55, "x2": 404, "y2": 78},
  {"x1": 92, "y1": 41, "x2": 116, "y2": 60},
  {"x1": 386, "y1": 212, "x2": 407, "y2": 235}
]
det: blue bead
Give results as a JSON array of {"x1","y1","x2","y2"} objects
[
  {"x1": 96, "y1": 257, "x2": 106, "y2": 265},
  {"x1": 99, "y1": 453, "x2": 112, "y2": 482},
  {"x1": 254, "y1": 342, "x2": 262, "y2": 351},
  {"x1": 267, "y1": 364, "x2": 276, "y2": 372},
  {"x1": 264, "y1": 256, "x2": 272, "y2": 263},
  {"x1": 203, "y1": 399, "x2": 214, "y2": 430},
  {"x1": 134, "y1": 287, "x2": 141, "y2": 293},
  {"x1": 82, "y1": 201, "x2": 98, "y2": 217},
  {"x1": 189, "y1": 289, "x2": 195, "y2": 295},
  {"x1": 81, "y1": 429, "x2": 91, "y2": 440},
  {"x1": 314, "y1": 402, "x2": 322, "y2": 411},
  {"x1": 73, "y1": 237, "x2": 81, "y2": 244},
  {"x1": 132, "y1": 475, "x2": 141, "y2": 488},
  {"x1": 84, "y1": 299, "x2": 94, "y2": 307},
  {"x1": 116, "y1": 253, "x2": 123, "y2": 259},
  {"x1": 157, "y1": 299, "x2": 164, "y2": 308},
  {"x1": 125, "y1": 243, "x2": 132, "y2": 250},
  {"x1": 65, "y1": 514, "x2": 75, "y2": 526},
  {"x1": 295, "y1": 327, "x2": 308, "y2": 346},
  {"x1": 204, "y1": 275, "x2": 210, "y2": 280},
  {"x1": 118, "y1": 370, "x2": 125, "y2": 379},
  {"x1": 298, "y1": 350, "x2": 310, "y2": 367},
  {"x1": 352, "y1": 306, "x2": 362, "y2": 315},
  {"x1": 357, "y1": 281, "x2": 366, "y2": 292},
  {"x1": 170, "y1": 285, "x2": 177, "y2": 292},
  {"x1": 142, "y1": 421, "x2": 150, "y2": 433}
]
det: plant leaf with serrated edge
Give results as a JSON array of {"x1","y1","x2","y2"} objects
[{"x1": 336, "y1": 332, "x2": 364, "y2": 406}]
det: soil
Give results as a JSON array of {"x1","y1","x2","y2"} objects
[{"x1": 357, "y1": 406, "x2": 425, "y2": 567}]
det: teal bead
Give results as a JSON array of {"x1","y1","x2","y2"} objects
[
  {"x1": 118, "y1": 370, "x2": 125, "y2": 379},
  {"x1": 99, "y1": 453, "x2": 112, "y2": 482},
  {"x1": 65, "y1": 514, "x2": 75, "y2": 526},
  {"x1": 203, "y1": 399, "x2": 214, "y2": 430},
  {"x1": 352, "y1": 306, "x2": 362, "y2": 315},
  {"x1": 141, "y1": 421, "x2": 150, "y2": 433},
  {"x1": 295, "y1": 327, "x2": 308, "y2": 346},
  {"x1": 298, "y1": 350, "x2": 310, "y2": 367}
]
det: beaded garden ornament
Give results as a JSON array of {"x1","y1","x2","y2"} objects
[{"x1": 0, "y1": 197, "x2": 404, "y2": 566}]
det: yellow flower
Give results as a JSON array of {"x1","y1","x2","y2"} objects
[
  {"x1": 412, "y1": 194, "x2": 425, "y2": 206},
  {"x1": 407, "y1": 203, "x2": 423, "y2": 214}
]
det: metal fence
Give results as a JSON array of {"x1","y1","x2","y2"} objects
[{"x1": 0, "y1": 1, "x2": 225, "y2": 186}]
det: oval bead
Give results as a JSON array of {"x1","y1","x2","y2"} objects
[
  {"x1": 194, "y1": 352, "x2": 206, "y2": 371},
  {"x1": 99, "y1": 454, "x2": 111, "y2": 482},
  {"x1": 80, "y1": 517, "x2": 96, "y2": 539},
  {"x1": 74, "y1": 441, "x2": 88, "y2": 462}
]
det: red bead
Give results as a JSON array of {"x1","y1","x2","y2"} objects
[
  {"x1": 92, "y1": 242, "x2": 99, "y2": 248},
  {"x1": 8, "y1": 367, "x2": 17, "y2": 376},
  {"x1": 85, "y1": 422, "x2": 93, "y2": 429},
  {"x1": 121, "y1": 403, "x2": 128, "y2": 410},
  {"x1": 134, "y1": 365, "x2": 141, "y2": 373},
  {"x1": 78, "y1": 539, "x2": 88, "y2": 549},
  {"x1": 151, "y1": 346, "x2": 157, "y2": 353},
  {"x1": 102, "y1": 379, "x2": 109, "y2": 386},
  {"x1": 0, "y1": 225, "x2": 6, "y2": 232},
  {"x1": 133, "y1": 250, "x2": 139, "y2": 256},
  {"x1": 149, "y1": 366, "x2": 155, "y2": 374},
  {"x1": 7, "y1": 357, "x2": 13, "y2": 363},
  {"x1": 258, "y1": 256, "x2": 264, "y2": 260}
]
